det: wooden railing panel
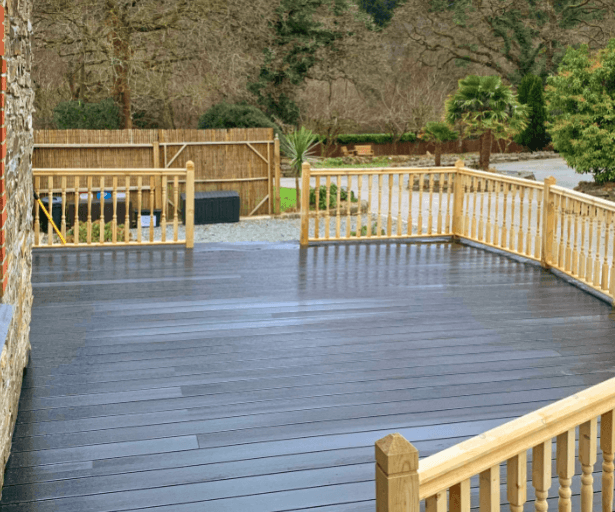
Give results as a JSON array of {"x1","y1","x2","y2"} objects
[{"x1": 32, "y1": 165, "x2": 195, "y2": 248}]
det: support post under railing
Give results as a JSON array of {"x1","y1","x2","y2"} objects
[
  {"x1": 274, "y1": 135, "x2": 281, "y2": 215},
  {"x1": 541, "y1": 176, "x2": 556, "y2": 269},
  {"x1": 452, "y1": 159, "x2": 465, "y2": 238},
  {"x1": 376, "y1": 433, "x2": 419, "y2": 512},
  {"x1": 185, "y1": 161, "x2": 195, "y2": 249},
  {"x1": 300, "y1": 162, "x2": 311, "y2": 247}
]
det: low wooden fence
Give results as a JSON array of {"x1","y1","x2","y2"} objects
[
  {"x1": 33, "y1": 129, "x2": 282, "y2": 217},
  {"x1": 376, "y1": 376, "x2": 615, "y2": 512},
  {"x1": 300, "y1": 160, "x2": 615, "y2": 303},
  {"x1": 33, "y1": 162, "x2": 194, "y2": 248}
]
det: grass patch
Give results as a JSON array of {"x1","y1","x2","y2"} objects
[
  {"x1": 313, "y1": 156, "x2": 394, "y2": 168},
  {"x1": 279, "y1": 187, "x2": 297, "y2": 211}
]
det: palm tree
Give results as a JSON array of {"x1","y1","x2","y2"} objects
[
  {"x1": 445, "y1": 75, "x2": 529, "y2": 170},
  {"x1": 420, "y1": 122, "x2": 458, "y2": 166},
  {"x1": 280, "y1": 127, "x2": 320, "y2": 210}
]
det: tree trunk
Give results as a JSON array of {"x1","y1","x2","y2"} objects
[
  {"x1": 107, "y1": 3, "x2": 132, "y2": 129},
  {"x1": 480, "y1": 130, "x2": 492, "y2": 170},
  {"x1": 295, "y1": 175, "x2": 301, "y2": 211},
  {"x1": 435, "y1": 143, "x2": 441, "y2": 167}
]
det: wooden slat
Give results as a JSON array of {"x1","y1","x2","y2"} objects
[
  {"x1": 579, "y1": 418, "x2": 597, "y2": 512},
  {"x1": 507, "y1": 451, "x2": 527, "y2": 512},
  {"x1": 450, "y1": 479, "x2": 470, "y2": 512},
  {"x1": 601, "y1": 410, "x2": 615, "y2": 512},
  {"x1": 479, "y1": 465, "x2": 500, "y2": 512},
  {"x1": 556, "y1": 429, "x2": 575, "y2": 512},
  {"x1": 532, "y1": 440, "x2": 552, "y2": 512}
]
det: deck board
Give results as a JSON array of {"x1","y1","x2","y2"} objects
[{"x1": 2, "y1": 241, "x2": 615, "y2": 511}]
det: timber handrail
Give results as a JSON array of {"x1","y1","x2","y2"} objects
[
  {"x1": 32, "y1": 162, "x2": 195, "y2": 249},
  {"x1": 376, "y1": 376, "x2": 615, "y2": 512},
  {"x1": 300, "y1": 160, "x2": 615, "y2": 303}
]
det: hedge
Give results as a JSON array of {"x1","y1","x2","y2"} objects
[{"x1": 318, "y1": 133, "x2": 419, "y2": 145}]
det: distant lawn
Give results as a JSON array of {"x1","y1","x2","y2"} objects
[
  {"x1": 313, "y1": 156, "x2": 395, "y2": 168},
  {"x1": 280, "y1": 187, "x2": 297, "y2": 212}
]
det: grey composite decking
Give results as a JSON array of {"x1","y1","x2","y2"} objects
[{"x1": 1, "y1": 241, "x2": 615, "y2": 511}]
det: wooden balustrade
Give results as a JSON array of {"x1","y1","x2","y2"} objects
[
  {"x1": 32, "y1": 162, "x2": 194, "y2": 248},
  {"x1": 300, "y1": 161, "x2": 615, "y2": 303},
  {"x1": 376, "y1": 376, "x2": 615, "y2": 512}
]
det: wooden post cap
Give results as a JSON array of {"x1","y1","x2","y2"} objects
[
  {"x1": 376, "y1": 433, "x2": 419, "y2": 475},
  {"x1": 544, "y1": 176, "x2": 556, "y2": 186},
  {"x1": 455, "y1": 159, "x2": 464, "y2": 169}
]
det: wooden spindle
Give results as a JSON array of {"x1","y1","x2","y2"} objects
[
  {"x1": 397, "y1": 173, "x2": 403, "y2": 235},
  {"x1": 137, "y1": 176, "x2": 143, "y2": 244},
  {"x1": 112, "y1": 176, "x2": 118, "y2": 244},
  {"x1": 445, "y1": 173, "x2": 452, "y2": 235},
  {"x1": 479, "y1": 465, "x2": 500, "y2": 512},
  {"x1": 525, "y1": 188, "x2": 532, "y2": 256},
  {"x1": 379, "y1": 173, "x2": 386, "y2": 237},
  {"x1": 509, "y1": 184, "x2": 517, "y2": 251},
  {"x1": 502, "y1": 183, "x2": 509, "y2": 249},
  {"x1": 533, "y1": 440, "x2": 552, "y2": 512},
  {"x1": 478, "y1": 178, "x2": 485, "y2": 242},
  {"x1": 100, "y1": 176, "x2": 106, "y2": 244},
  {"x1": 357, "y1": 175, "x2": 363, "y2": 237},
  {"x1": 566, "y1": 197, "x2": 573, "y2": 272},
  {"x1": 535, "y1": 188, "x2": 543, "y2": 260},
  {"x1": 426, "y1": 492, "x2": 446, "y2": 512},
  {"x1": 427, "y1": 173, "x2": 434, "y2": 235},
  {"x1": 450, "y1": 479, "x2": 470, "y2": 512},
  {"x1": 61, "y1": 176, "x2": 67, "y2": 239},
  {"x1": 437, "y1": 173, "x2": 443, "y2": 234},
  {"x1": 579, "y1": 203, "x2": 587, "y2": 281},
  {"x1": 508, "y1": 452, "x2": 527, "y2": 512},
  {"x1": 173, "y1": 175, "x2": 179, "y2": 243},
  {"x1": 586, "y1": 205, "x2": 595, "y2": 282},
  {"x1": 34, "y1": 176, "x2": 40, "y2": 247},
  {"x1": 471, "y1": 176, "x2": 478, "y2": 239},
  {"x1": 74, "y1": 176, "x2": 80, "y2": 246},
  {"x1": 326, "y1": 176, "x2": 331, "y2": 240},
  {"x1": 388, "y1": 173, "x2": 394, "y2": 236},
  {"x1": 579, "y1": 418, "x2": 597, "y2": 512},
  {"x1": 346, "y1": 175, "x2": 352, "y2": 239},
  {"x1": 47, "y1": 176, "x2": 53, "y2": 246},
  {"x1": 418, "y1": 174, "x2": 424, "y2": 236},
  {"x1": 375, "y1": 433, "x2": 419, "y2": 512},
  {"x1": 149, "y1": 176, "x2": 155, "y2": 243},
  {"x1": 557, "y1": 429, "x2": 575, "y2": 512},
  {"x1": 87, "y1": 176, "x2": 93, "y2": 245},
  {"x1": 517, "y1": 187, "x2": 525, "y2": 254},
  {"x1": 300, "y1": 162, "x2": 311, "y2": 246},
  {"x1": 314, "y1": 176, "x2": 320, "y2": 240},
  {"x1": 602, "y1": 211, "x2": 612, "y2": 291},
  {"x1": 407, "y1": 174, "x2": 414, "y2": 236},
  {"x1": 572, "y1": 201, "x2": 580, "y2": 276},
  {"x1": 601, "y1": 410, "x2": 615, "y2": 512},
  {"x1": 336, "y1": 174, "x2": 342, "y2": 238},
  {"x1": 486, "y1": 179, "x2": 493, "y2": 245},
  {"x1": 493, "y1": 180, "x2": 500, "y2": 246},
  {"x1": 161, "y1": 175, "x2": 167, "y2": 243},
  {"x1": 463, "y1": 176, "x2": 470, "y2": 238},
  {"x1": 125, "y1": 176, "x2": 131, "y2": 243},
  {"x1": 558, "y1": 195, "x2": 566, "y2": 269},
  {"x1": 594, "y1": 208, "x2": 603, "y2": 288}
]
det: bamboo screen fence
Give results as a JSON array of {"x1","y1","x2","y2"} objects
[{"x1": 33, "y1": 129, "x2": 280, "y2": 217}]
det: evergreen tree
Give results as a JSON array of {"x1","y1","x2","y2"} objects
[
  {"x1": 515, "y1": 75, "x2": 549, "y2": 152},
  {"x1": 357, "y1": 0, "x2": 405, "y2": 27}
]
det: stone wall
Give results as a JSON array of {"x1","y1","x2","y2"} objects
[{"x1": 0, "y1": 0, "x2": 34, "y2": 492}]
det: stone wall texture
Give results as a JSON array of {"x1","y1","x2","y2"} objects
[{"x1": 0, "y1": 0, "x2": 34, "y2": 492}]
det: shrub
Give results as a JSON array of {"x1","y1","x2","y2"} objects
[
  {"x1": 66, "y1": 221, "x2": 130, "y2": 243},
  {"x1": 546, "y1": 40, "x2": 615, "y2": 183},
  {"x1": 309, "y1": 184, "x2": 357, "y2": 209},
  {"x1": 515, "y1": 74, "x2": 550, "y2": 152},
  {"x1": 198, "y1": 102, "x2": 282, "y2": 138},
  {"x1": 351, "y1": 222, "x2": 385, "y2": 236},
  {"x1": 318, "y1": 133, "x2": 418, "y2": 145},
  {"x1": 53, "y1": 99, "x2": 121, "y2": 130}
]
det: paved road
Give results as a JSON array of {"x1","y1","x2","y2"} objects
[{"x1": 493, "y1": 157, "x2": 585, "y2": 189}]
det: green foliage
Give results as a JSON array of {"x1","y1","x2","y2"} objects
[
  {"x1": 248, "y1": 0, "x2": 352, "y2": 125},
  {"x1": 351, "y1": 222, "x2": 384, "y2": 236},
  {"x1": 514, "y1": 74, "x2": 550, "y2": 152},
  {"x1": 356, "y1": 0, "x2": 406, "y2": 27},
  {"x1": 198, "y1": 102, "x2": 282, "y2": 138},
  {"x1": 53, "y1": 99, "x2": 120, "y2": 130},
  {"x1": 310, "y1": 184, "x2": 357, "y2": 209},
  {"x1": 445, "y1": 75, "x2": 529, "y2": 140},
  {"x1": 280, "y1": 127, "x2": 320, "y2": 177},
  {"x1": 546, "y1": 40, "x2": 615, "y2": 183},
  {"x1": 314, "y1": 156, "x2": 394, "y2": 168},
  {"x1": 66, "y1": 221, "x2": 128, "y2": 243},
  {"x1": 420, "y1": 122, "x2": 458, "y2": 143},
  {"x1": 319, "y1": 133, "x2": 418, "y2": 144}
]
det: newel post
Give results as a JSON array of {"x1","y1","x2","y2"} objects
[
  {"x1": 274, "y1": 135, "x2": 281, "y2": 215},
  {"x1": 541, "y1": 176, "x2": 556, "y2": 268},
  {"x1": 451, "y1": 159, "x2": 465, "y2": 239},
  {"x1": 185, "y1": 160, "x2": 195, "y2": 249},
  {"x1": 376, "y1": 433, "x2": 419, "y2": 512},
  {"x1": 300, "y1": 162, "x2": 311, "y2": 247}
]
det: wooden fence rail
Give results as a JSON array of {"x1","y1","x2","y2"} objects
[
  {"x1": 300, "y1": 160, "x2": 615, "y2": 303},
  {"x1": 376, "y1": 376, "x2": 615, "y2": 512},
  {"x1": 33, "y1": 162, "x2": 194, "y2": 249}
]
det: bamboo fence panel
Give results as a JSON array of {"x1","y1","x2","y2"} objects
[{"x1": 33, "y1": 128, "x2": 278, "y2": 216}]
